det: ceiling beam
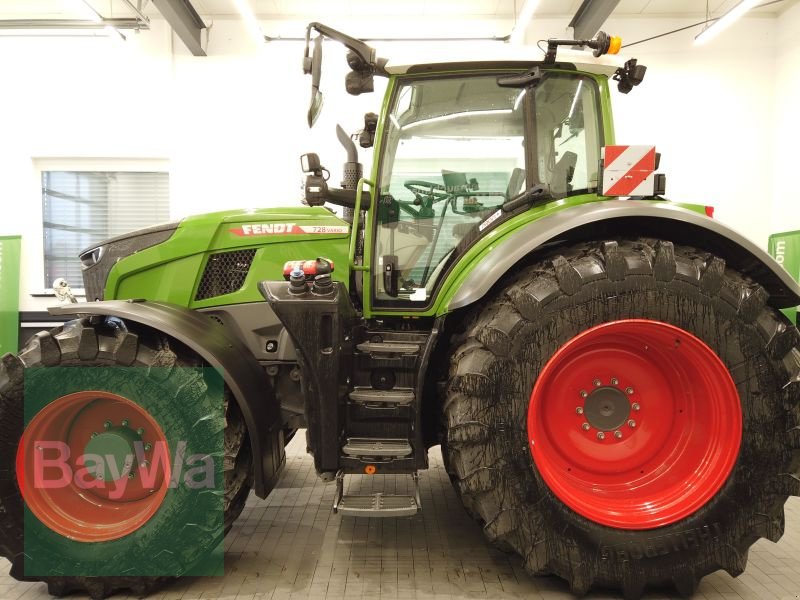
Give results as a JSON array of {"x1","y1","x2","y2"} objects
[
  {"x1": 569, "y1": 0, "x2": 621, "y2": 40},
  {"x1": 151, "y1": 0, "x2": 206, "y2": 56},
  {"x1": 0, "y1": 19, "x2": 146, "y2": 30}
]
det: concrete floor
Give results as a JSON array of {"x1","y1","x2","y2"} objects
[{"x1": 3, "y1": 432, "x2": 800, "y2": 600}]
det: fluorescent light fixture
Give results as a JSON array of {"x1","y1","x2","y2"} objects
[
  {"x1": 402, "y1": 109, "x2": 513, "y2": 131},
  {"x1": 510, "y1": 0, "x2": 541, "y2": 46},
  {"x1": 67, "y1": 0, "x2": 102, "y2": 23},
  {"x1": 694, "y1": 0, "x2": 760, "y2": 45},
  {"x1": 232, "y1": 0, "x2": 265, "y2": 45}
]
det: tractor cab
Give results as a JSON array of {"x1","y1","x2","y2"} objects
[
  {"x1": 370, "y1": 69, "x2": 600, "y2": 306},
  {"x1": 298, "y1": 23, "x2": 633, "y2": 314}
]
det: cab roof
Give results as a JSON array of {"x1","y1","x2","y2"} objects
[{"x1": 384, "y1": 47, "x2": 624, "y2": 77}]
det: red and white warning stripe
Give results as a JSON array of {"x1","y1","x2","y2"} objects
[{"x1": 602, "y1": 145, "x2": 657, "y2": 197}]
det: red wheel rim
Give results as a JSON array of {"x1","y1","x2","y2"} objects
[
  {"x1": 16, "y1": 391, "x2": 171, "y2": 542},
  {"x1": 527, "y1": 319, "x2": 741, "y2": 530}
]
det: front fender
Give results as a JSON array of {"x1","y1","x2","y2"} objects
[
  {"x1": 447, "y1": 200, "x2": 800, "y2": 311},
  {"x1": 49, "y1": 300, "x2": 284, "y2": 498}
]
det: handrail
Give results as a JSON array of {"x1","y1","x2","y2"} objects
[{"x1": 349, "y1": 177, "x2": 374, "y2": 272}]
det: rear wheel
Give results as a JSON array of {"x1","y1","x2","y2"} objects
[
  {"x1": 0, "y1": 318, "x2": 252, "y2": 599},
  {"x1": 444, "y1": 239, "x2": 800, "y2": 598}
]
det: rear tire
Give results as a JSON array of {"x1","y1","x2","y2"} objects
[
  {"x1": 443, "y1": 239, "x2": 800, "y2": 598},
  {"x1": 0, "y1": 318, "x2": 252, "y2": 599}
]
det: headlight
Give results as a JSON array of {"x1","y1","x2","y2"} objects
[{"x1": 79, "y1": 221, "x2": 180, "y2": 301}]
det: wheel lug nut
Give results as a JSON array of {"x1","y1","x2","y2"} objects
[
  {"x1": 611, "y1": 378, "x2": 619, "y2": 385},
  {"x1": 579, "y1": 390, "x2": 588, "y2": 398},
  {"x1": 144, "y1": 443, "x2": 152, "y2": 451},
  {"x1": 632, "y1": 402, "x2": 640, "y2": 411},
  {"x1": 582, "y1": 422, "x2": 591, "y2": 431},
  {"x1": 141, "y1": 460, "x2": 150, "y2": 468},
  {"x1": 614, "y1": 430, "x2": 622, "y2": 439},
  {"x1": 593, "y1": 379, "x2": 602, "y2": 387},
  {"x1": 121, "y1": 419, "x2": 129, "y2": 427},
  {"x1": 628, "y1": 419, "x2": 636, "y2": 428},
  {"x1": 128, "y1": 471, "x2": 136, "y2": 479},
  {"x1": 626, "y1": 387, "x2": 634, "y2": 395},
  {"x1": 576, "y1": 406, "x2": 584, "y2": 415},
  {"x1": 136, "y1": 428, "x2": 145, "y2": 435},
  {"x1": 91, "y1": 432, "x2": 98, "y2": 438},
  {"x1": 104, "y1": 421, "x2": 112, "y2": 429},
  {"x1": 597, "y1": 431, "x2": 605, "y2": 440}
]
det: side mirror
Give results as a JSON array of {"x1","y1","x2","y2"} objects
[{"x1": 307, "y1": 35, "x2": 324, "y2": 127}]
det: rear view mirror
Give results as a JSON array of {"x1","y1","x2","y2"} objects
[
  {"x1": 307, "y1": 35, "x2": 324, "y2": 127},
  {"x1": 308, "y1": 89, "x2": 323, "y2": 128}
]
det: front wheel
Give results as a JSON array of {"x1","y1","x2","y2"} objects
[
  {"x1": 443, "y1": 239, "x2": 800, "y2": 599},
  {"x1": 0, "y1": 319, "x2": 252, "y2": 599}
]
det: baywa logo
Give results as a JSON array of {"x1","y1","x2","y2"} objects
[
  {"x1": 19, "y1": 367, "x2": 225, "y2": 578},
  {"x1": 31, "y1": 439, "x2": 216, "y2": 500}
]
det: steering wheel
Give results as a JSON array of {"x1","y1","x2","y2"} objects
[{"x1": 404, "y1": 180, "x2": 451, "y2": 205}]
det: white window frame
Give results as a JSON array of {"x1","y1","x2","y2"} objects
[{"x1": 32, "y1": 158, "x2": 170, "y2": 297}]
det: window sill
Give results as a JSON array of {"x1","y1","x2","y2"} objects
[{"x1": 31, "y1": 290, "x2": 87, "y2": 298}]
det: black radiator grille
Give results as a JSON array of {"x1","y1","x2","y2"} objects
[{"x1": 195, "y1": 249, "x2": 257, "y2": 301}]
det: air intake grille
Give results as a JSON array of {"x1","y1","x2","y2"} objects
[{"x1": 195, "y1": 249, "x2": 256, "y2": 301}]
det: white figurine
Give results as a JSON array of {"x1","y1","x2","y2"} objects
[{"x1": 52, "y1": 278, "x2": 78, "y2": 304}]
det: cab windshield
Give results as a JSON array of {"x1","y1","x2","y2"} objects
[{"x1": 373, "y1": 72, "x2": 602, "y2": 307}]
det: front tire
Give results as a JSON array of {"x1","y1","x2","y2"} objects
[
  {"x1": 0, "y1": 318, "x2": 252, "y2": 599},
  {"x1": 443, "y1": 239, "x2": 800, "y2": 598}
]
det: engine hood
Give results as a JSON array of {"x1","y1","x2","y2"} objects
[{"x1": 94, "y1": 206, "x2": 352, "y2": 307}]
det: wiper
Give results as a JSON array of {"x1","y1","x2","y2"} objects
[{"x1": 502, "y1": 184, "x2": 553, "y2": 212}]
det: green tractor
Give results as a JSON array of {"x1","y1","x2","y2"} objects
[{"x1": 3, "y1": 24, "x2": 800, "y2": 599}]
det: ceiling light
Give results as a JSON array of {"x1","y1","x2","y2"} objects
[
  {"x1": 231, "y1": 0, "x2": 265, "y2": 45},
  {"x1": 510, "y1": 0, "x2": 541, "y2": 46},
  {"x1": 694, "y1": 0, "x2": 760, "y2": 45}
]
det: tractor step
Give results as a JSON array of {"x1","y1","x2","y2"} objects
[
  {"x1": 342, "y1": 437, "x2": 413, "y2": 458},
  {"x1": 334, "y1": 472, "x2": 420, "y2": 518},
  {"x1": 356, "y1": 341, "x2": 420, "y2": 355},
  {"x1": 349, "y1": 387, "x2": 414, "y2": 408}
]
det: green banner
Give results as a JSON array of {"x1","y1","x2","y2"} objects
[
  {"x1": 0, "y1": 235, "x2": 21, "y2": 355},
  {"x1": 768, "y1": 230, "x2": 800, "y2": 325}
]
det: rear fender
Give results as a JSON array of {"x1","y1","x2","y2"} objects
[
  {"x1": 49, "y1": 300, "x2": 283, "y2": 498},
  {"x1": 447, "y1": 200, "x2": 800, "y2": 312}
]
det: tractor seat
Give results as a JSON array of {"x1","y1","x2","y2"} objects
[{"x1": 450, "y1": 168, "x2": 526, "y2": 239}]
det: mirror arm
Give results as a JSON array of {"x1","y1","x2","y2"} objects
[{"x1": 306, "y1": 22, "x2": 387, "y2": 75}]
